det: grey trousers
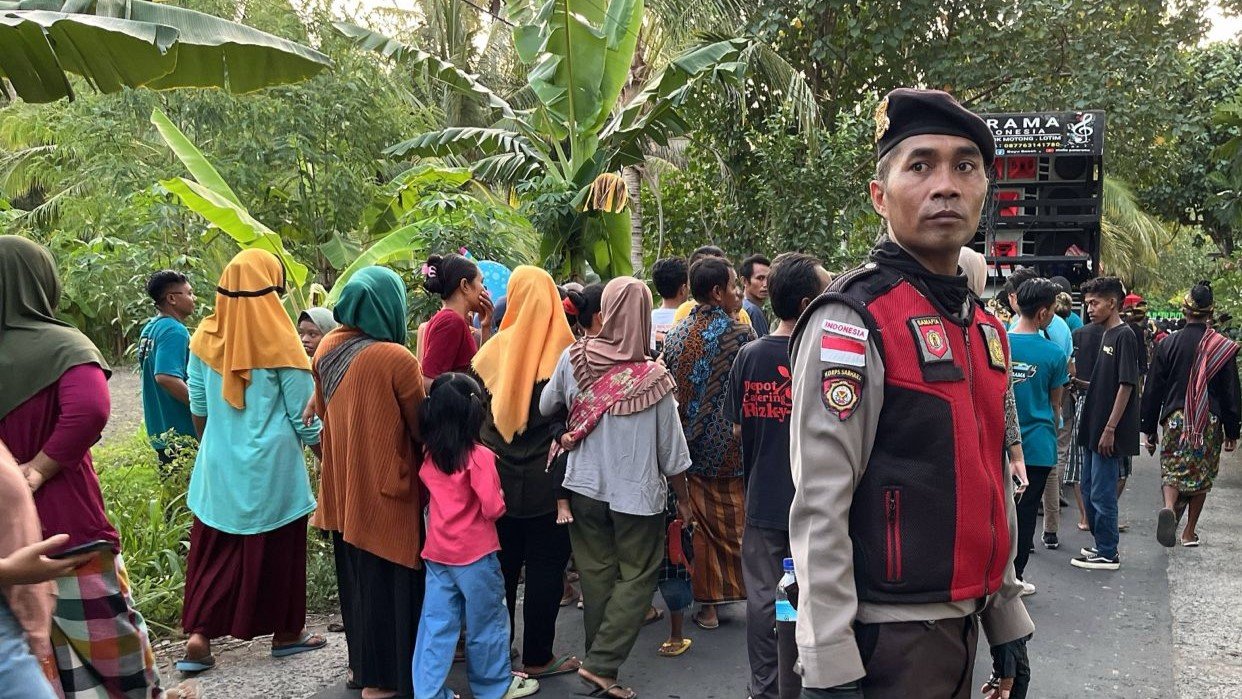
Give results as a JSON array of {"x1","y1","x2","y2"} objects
[{"x1": 742, "y1": 524, "x2": 795, "y2": 699}]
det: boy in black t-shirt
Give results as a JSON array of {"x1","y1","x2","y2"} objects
[
  {"x1": 727, "y1": 253, "x2": 831, "y2": 699},
  {"x1": 1072, "y1": 277, "x2": 1141, "y2": 571}
]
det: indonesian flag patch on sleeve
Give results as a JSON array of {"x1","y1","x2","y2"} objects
[
  {"x1": 820, "y1": 320, "x2": 868, "y2": 366},
  {"x1": 822, "y1": 367, "x2": 864, "y2": 420}
]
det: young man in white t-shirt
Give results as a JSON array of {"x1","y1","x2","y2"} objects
[{"x1": 650, "y1": 257, "x2": 689, "y2": 354}]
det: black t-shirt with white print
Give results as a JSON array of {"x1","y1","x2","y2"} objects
[
  {"x1": 1077, "y1": 323, "x2": 1141, "y2": 456},
  {"x1": 727, "y1": 334, "x2": 795, "y2": 531}
]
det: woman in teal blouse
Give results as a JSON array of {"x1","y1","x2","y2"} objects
[{"x1": 176, "y1": 250, "x2": 327, "y2": 673}]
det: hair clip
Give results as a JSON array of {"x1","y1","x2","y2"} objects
[
  {"x1": 422, "y1": 263, "x2": 436, "y2": 278},
  {"x1": 563, "y1": 297, "x2": 579, "y2": 315}
]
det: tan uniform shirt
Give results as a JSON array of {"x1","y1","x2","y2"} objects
[{"x1": 789, "y1": 299, "x2": 1035, "y2": 689}]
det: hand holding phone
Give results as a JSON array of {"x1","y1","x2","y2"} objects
[
  {"x1": 0, "y1": 535, "x2": 98, "y2": 585},
  {"x1": 48, "y1": 539, "x2": 113, "y2": 560}
]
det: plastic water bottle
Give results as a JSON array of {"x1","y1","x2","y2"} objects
[
  {"x1": 775, "y1": 557, "x2": 797, "y2": 621},
  {"x1": 775, "y1": 557, "x2": 801, "y2": 698}
]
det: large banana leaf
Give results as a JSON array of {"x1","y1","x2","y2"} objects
[
  {"x1": 160, "y1": 177, "x2": 309, "y2": 292},
  {"x1": 0, "y1": 0, "x2": 330, "y2": 103},
  {"x1": 150, "y1": 108, "x2": 241, "y2": 206},
  {"x1": 581, "y1": 210, "x2": 633, "y2": 278},
  {"x1": 0, "y1": 10, "x2": 176, "y2": 102},
  {"x1": 332, "y1": 21, "x2": 517, "y2": 121},
  {"x1": 602, "y1": 37, "x2": 749, "y2": 165},
  {"x1": 512, "y1": 0, "x2": 644, "y2": 171},
  {"x1": 326, "y1": 221, "x2": 429, "y2": 304}
]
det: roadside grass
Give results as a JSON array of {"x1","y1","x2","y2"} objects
[{"x1": 93, "y1": 430, "x2": 338, "y2": 635}]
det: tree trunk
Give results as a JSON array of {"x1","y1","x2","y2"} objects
[{"x1": 624, "y1": 165, "x2": 644, "y2": 274}]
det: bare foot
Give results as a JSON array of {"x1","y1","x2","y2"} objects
[
  {"x1": 578, "y1": 667, "x2": 636, "y2": 699},
  {"x1": 523, "y1": 655, "x2": 580, "y2": 676},
  {"x1": 556, "y1": 499, "x2": 574, "y2": 525},
  {"x1": 183, "y1": 634, "x2": 210, "y2": 661},
  {"x1": 164, "y1": 680, "x2": 202, "y2": 699}
]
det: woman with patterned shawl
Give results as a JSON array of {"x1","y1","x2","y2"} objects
[
  {"x1": 660, "y1": 256, "x2": 756, "y2": 629},
  {"x1": 540, "y1": 277, "x2": 693, "y2": 699},
  {"x1": 0, "y1": 236, "x2": 195, "y2": 698},
  {"x1": 1141, "y1": 281, "x2": 1240, "y2": 548}
]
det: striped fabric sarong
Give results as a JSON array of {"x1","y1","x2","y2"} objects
[
  {"x1": 688, "y1": 474, "x2": 747, "y2": 604},
  {"x1": 51, "y1": 552, "x2": 163, "y2": 699},
  {"x1": 1183, "y1": 329, "x2": 1239, "y2": 448}
]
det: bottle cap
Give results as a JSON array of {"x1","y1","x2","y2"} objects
[{"x1": 783, "y1": 557, "x2": 794, "y2": 572}]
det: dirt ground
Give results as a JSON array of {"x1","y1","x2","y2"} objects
[{"x1": 104, "y1": 365, "x2": 144, "y2": 443}]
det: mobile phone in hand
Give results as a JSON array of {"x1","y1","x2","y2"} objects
[{"x1": 48, "y1": 539, "x2": 112, "y2": 560}]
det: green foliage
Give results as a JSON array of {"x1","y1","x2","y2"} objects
[
  {"x1": 0, "y1": 0, "x2": 330, "y2": 103},
  {"x1": 93, "y1": 429, "x2": 336, "y2": 634},
  {"x1": 343, "y1": 0, "x2": 818, "y2": 280},
  {"x1": 1, "y1": 1, "x2": 432, "y2": 357},
  {"x1": 651, "y1": 93, "x2": 875, "y2": 271}
]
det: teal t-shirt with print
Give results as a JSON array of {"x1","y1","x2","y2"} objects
[
  {"x1": 138, "y1": 315, "x2": 196, "y2": 450},
  {"x1": 1008, "y1": 330, "x2": 1070, "y2": 467}
]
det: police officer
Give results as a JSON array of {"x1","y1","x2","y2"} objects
[{"x1": 790, "y1": 89, "x2": 1033, "y2": 699}]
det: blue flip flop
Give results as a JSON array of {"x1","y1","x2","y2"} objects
[
  {"x1": 174, "y1": 655, "x2": 215, "y2": 673},
  {"x1": 271, "y1": 633, "x2": 327, "y2": 658}
]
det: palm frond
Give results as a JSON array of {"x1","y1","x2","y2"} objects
[{"x1": 1100, "y1": 176, "x2": 1166, "y2": 286}]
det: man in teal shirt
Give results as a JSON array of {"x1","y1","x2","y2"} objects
[
  {"x1": 138, "y1": 270, "x2": 197, "y2": 462},
  {"x1": 1007, "y1": 277, "x2": 1069, "y2": 595}
]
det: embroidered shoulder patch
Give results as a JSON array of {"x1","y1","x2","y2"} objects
[
  {"x1": 821, "y1": 330, "x2": 867, "y2": 366},
  {"x1": 979, "y1": 324, "x2": 1007, "y2": 371},
  {"x1": 822, "y1": 367, "x2": 864, "y2": 421},
  {"x1": 909, "y1": 316, "x2": 952, "y2": 364},
  {"x1": 822, "y1": 319, "x2": 869, "y2": 342}
]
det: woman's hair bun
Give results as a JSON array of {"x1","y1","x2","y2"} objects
[{"x1": 423, "y1": 255, "x2": 445, "y2": 294}]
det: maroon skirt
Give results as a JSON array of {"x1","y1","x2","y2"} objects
[{"x1": 181, "y1": 516, "x2": 308, "y2": 640}]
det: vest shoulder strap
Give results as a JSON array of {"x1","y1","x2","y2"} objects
[{"x1": 790, "y1": 263, "x2": 900, "y2": 369}]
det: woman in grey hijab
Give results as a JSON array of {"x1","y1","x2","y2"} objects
[{"x1": 298, "y1": 307, "x2": 339, "y2": 357}]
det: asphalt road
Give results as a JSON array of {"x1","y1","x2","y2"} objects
[{"x1": 311, "y1": 452, "x2": 1179, "y2": 699}]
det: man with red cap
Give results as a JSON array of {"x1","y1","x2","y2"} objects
[{"x1": 790, "y1": 88, "x2": 1033, "y2": 698}]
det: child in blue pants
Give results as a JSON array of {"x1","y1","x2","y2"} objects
[{"x1": 413, "y1": 373, "x2": 539, "y2": 699}]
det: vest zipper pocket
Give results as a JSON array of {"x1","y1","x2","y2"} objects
[{"x1": 884, "y1": 487, "x2": 903, "y2": 583}]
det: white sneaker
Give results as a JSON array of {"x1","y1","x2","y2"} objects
[{"x1": 1019, "y1": 580, "x2": 1036, "y2": 596}]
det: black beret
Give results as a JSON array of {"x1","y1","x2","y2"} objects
[{"x1": 874, "y1": 88, "x2": 995, "y2": 167}]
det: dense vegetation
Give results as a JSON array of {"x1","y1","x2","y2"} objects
[{"x1": 2, "y1": 0, "x2": 1240, "y2": 633}]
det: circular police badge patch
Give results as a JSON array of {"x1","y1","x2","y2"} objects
[{"x1": 821, "y1": 367, "x2": 863, "y2": 421}]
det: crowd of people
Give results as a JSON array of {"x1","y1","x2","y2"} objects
[{"x1": 1, "y1": 87, "x2": 1240, "y2": 699}]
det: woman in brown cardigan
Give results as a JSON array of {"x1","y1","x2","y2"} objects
[{"x1": 311, "y1": 267, "x2": 426, "y2": 699}]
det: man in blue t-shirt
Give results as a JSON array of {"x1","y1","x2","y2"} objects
[
  {"x1": 740, "y1": 254, "x2": 771, "y2": 338},
  {"x1": 137, "y1": 270, "x2": 197, "y2": 462},
  {"x1": 1007, "y1": 278, "x2": 1069, "y2": 595}
]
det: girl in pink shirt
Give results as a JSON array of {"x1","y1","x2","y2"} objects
[{"x1": 415, "y1": 373, "x2": 539, "y2": 699}]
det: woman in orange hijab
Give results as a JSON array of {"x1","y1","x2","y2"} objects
[
  {"x1": 177, "y1": 249, "x2": 326, "y2": 673},
  {"x1": 473, "y1": 266, "x2": 581, "y2": 678}
]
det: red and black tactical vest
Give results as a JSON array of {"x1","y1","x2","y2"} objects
[{"x1": 796, "y1": 262, "x2": 1012, "y2": 605}]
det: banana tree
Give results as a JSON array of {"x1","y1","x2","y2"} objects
[
  {"x1": 151, "y1": 108, "x2": 537, "y2": 310},
  {"x1": 336, "y1": 0, "x2": 815, "y2": 280},
  {"x1": 151, "y1": 108, "x2": 312, "y2": 310},
  {"x1": 0, "y1": 0, "x2": 330, "y2": 104}
]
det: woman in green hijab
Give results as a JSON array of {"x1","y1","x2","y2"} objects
[{"x1": 309, "y1": 267, "x2": 427, "y2": 698}]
